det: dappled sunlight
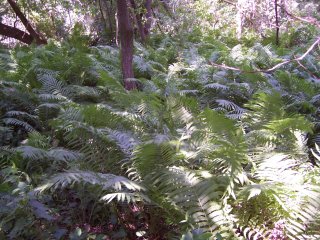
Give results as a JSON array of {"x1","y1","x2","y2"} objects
[{"x1": 1, "y1": 0, "x2": 320, "y2": 239}]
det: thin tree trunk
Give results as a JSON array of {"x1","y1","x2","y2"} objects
[
  {"x1": 117, "y1": 0, "x2": 136, "y2": 90},
  {"x1": 105, "y1": 0, "x2": 115, "y2": 42},
  {"x1": 98, "y1": 0, "x2": 108, "y2": 32},
  {"x1": 144, "y1": 0, "x2": 152, "y2": 36},
  {"x1": 236, "y1": 0, "x2": 243, "y2": 39},
  {"x1": 7, "y1": 0, "x2": 47, "y2": 45},
  {"x1": 152, "y1": 7, "x2": 164, "y2": 34},
  {"x1": 99, "y1": 0, "x2": 115, "y2": 43},
  {"x1": 129, "y1": 0, "x2": 146, "y2": 43},
  {"x1": 115, "y1": 11, "x2": 119, "y2": 46},
  {"x1": 159, "y1": 0, "x2": 175, "y2": 19},
  {"x1": 0, "y1": 22, "x2": 33, "y2": 44}
]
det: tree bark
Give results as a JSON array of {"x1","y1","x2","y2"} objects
[
  {"x1": 7, "y1": 0, "x2": 47, "y2": 45},
  {"x1": 0, "y1": 23, "x2": 33, "y2": 44},
  {"x1": 117, "y1": 0, "x2": 136, "y2": 90},
  {"x1": 129, "y1": 0, "x2": 146, "y2": 43},
  {"x1": 144, "y1": 0, "x2": 152, "y2": 36}
]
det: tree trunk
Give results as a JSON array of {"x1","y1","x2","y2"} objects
[
  {"x1": 129, "y1": 0, "x2": 146, "y2": 43},
  {"x1": 117, "y1": 0, "x2": 136, "y2": 90},
  {"x1": 98, "y1": 0, "x2": 115, "y2": 43},
  {"x1": 7, "y1": 0, "x2": 47, "y2": 45},
  {"x1": 0, "y1": 23, "x2": 33, "y2": 44},
  {"x1": 144, "y1": 0, "x2": 152, "y2": 36},
  {"x1": 98, "y1": 0, "x2": 109, "y2": 34}
]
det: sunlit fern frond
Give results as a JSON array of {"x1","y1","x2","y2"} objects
[
  {"x1": 238, "y1": 153, "x2": 320, "y2": 239},
  {"x1": 244, "y1": 91, "x2": 313, "y2": 152},
  {"x1": 38, "y1": 74, "x2": 71, "y2": 99},
  {"x1": 35, "y1": 170, "x2": 145, "y2": 196},
  {"x1": 215, "y1": 99, "x2": 246, "y2": 119},
  {"x1": 311, "y1": 144, "x2": 320, "y2": 165},
  {"x1": 58, "y1": 118, "x2": 123, "y2": 172},
  {"x1": 15, "y1": 146, "x2": 83, "y2": 172},
  {"x1": 100, "y1": 192, "x2": 150, "y2": 204},
  {"x1": 132, "y1": 142, "x2": 178, "y2": 178},
  {"x1": 58, "y1": 107, "x2": 83, "y2": 122},
  {"x1": 149, "y1": 167, "x2": 236, "y2": 237},
  {"x1": 249, "y1": 43, "x2": 274, "y2": 68},
  {"x1": 244, "y1": 91, "x2": 285, "y2": 128},
  {"x1": 106, "y1": 129, "x2": 140, "y2": 157}
]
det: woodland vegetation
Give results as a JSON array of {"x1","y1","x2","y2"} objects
[{"x1": 1, "y1": 0, "x2": 320, "y2": 239}]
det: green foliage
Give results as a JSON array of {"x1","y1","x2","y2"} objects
[{"x1": 1, "y1": 12, "x2": 320, "y2": 240}]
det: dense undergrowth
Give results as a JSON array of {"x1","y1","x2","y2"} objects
[{"x1": 1, "y1": 24, "x2": 320, "y2": 240}]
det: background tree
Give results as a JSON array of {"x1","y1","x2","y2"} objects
[
  {"x1": 0, "y1": 0, "x2": 46, "y2": 45},
  {"x1": 117, "y1": 0, "x2": 136, "y2": 90}
]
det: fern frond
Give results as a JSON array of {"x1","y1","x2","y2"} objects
[
  {"x1": 38, "y1": 74, "x2": 70, "y2": 96},
  {"x1": 35, "y1": 170, "x2": 145, "y2": 193},
  {"x1": 16, "y1": 146, "x2": 48, "y2": 160},
  {"x1": 2, "y1": 118, "x2": 35, "y2": 132},
  {"x1": 311, "y1": 144, "x2": 320, "y2": 165},
  {"x1": 106, "y1": 130, "x2": 139, "y2": 157},
  {"x1": 47, "y1": 148, "x2": 83, "y2": 162},
  {"x1": 204, "y1": 83, "x2": 229, "y2": 91},
  {"x1": 215, "y1": 99, "x2": 245, "y2": 119},
  {"x1": 5, "y1": 111, "x2": 38, "y2": 120},
  {"x1": 38, "y1": 93, "x2": 68, "y2": 102},
  {"x1": 149, "y1": 167, "x2": 234, "y2": 235},
  {"x1": 101, "y1": 192, "x2": 150, "y2": 203}
]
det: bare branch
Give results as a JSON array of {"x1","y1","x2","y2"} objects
[
  {"x1": 279, "y1": 3, "x2": 320, "y2": 28},
  {"x1": 296, "y1": 59, "x2": 320, "y2": 81},
  {"x1": 0, "y1": 22, "x2": 33, "y2": 44},
  {"x1": 209, "y1": 36, "x2": 320, "y2": 76},
  {"x1": 7, "y1": 0, "x2": 47, "y2": 45}
]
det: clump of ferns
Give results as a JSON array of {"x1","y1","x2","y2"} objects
[
  {"x1": 90, "y1": 74, "x2": 245, "y2": 236},
  {"x1": 45, "y1": 102, "x2": 143, "y2": 175},
  {"x1": 230, "y1": 91, "x2": 320, "y2": 238},
  {"x1": 114, "y1": 88, "x2": 317, "y2": 236},
  {"x1": 0, "y1": 80, "x2": 42, "y2": 147},
  {"x1": 34, "y1": 170, "x2": 149, "y2": 212},
  {"x1": 4, "y1": 35, "x2": 320, "y2": 239},
  {"x1": 10, "y1": 41, "x2": 118, "y2": 91},
  {"x1": 234, "y1": 190, "x2": 288, "y2": 238},
  {"x1": 234, "y1": 152, "x2": 320, "y2": 239},
  {"x1": 121, "y1": 106, "x2": 250, "y2": 237}
]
